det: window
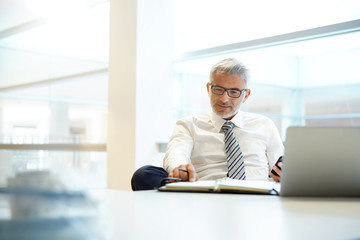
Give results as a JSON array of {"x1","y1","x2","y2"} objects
[
  {"x1": 173, "y1": 0, "x2": 360, "y2": 139},
  {"x1": 0, "y1": 1, "x2": 109, "y2": 188}
]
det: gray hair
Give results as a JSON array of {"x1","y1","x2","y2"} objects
[{"x1": 209, "y1": 58, "x2": 250, "y2": 87}]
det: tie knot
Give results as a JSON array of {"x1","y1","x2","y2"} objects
[{"x1": 222, "y1": 121, "x2": 234, "y2": 132}]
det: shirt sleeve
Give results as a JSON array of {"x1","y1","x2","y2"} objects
[
  {"x1": 163, "y1": 117, "x2": 194, "y2": 173},
  {"x1": 266, "y1": 120, "x2": 285, "y2": 169}
]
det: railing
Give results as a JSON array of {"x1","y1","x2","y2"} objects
[{"x1": 0, "y1": 143, "x2": 106, "y2": 152}]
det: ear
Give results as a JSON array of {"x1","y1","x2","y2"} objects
[
  {"x1": 242, "y1": 89, "x2": 251, "y2": 103},
  {"x1": 206, "y1": 82, "x2": 210, "y2": 95}
]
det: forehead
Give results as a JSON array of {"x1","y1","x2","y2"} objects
[{"x1": 212, "y1": 73, "x2": 246, "y2": 88}]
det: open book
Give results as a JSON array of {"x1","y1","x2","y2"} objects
[{"x1": 158, "y1": 178, "x2": 280, "y2": 195}]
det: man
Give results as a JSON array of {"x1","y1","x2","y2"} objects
[{"x1": 131, "y1": 58, "x2": 284, "y2": 190}]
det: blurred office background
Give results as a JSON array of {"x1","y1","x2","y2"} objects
[
  {"x1": 0, "y1": 0, "x2": 108, "y2": 188},
  {"x1": 0, "y1": 0, "x2": 359, "y2": 189}
]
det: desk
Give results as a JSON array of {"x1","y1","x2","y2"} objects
[{"x1": 90, "y1": 189, "x2": 360, "y2": 240}]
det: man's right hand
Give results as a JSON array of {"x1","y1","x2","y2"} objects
[{"x1": 168, "y1": 163, "x2": 199, "y2": 182}]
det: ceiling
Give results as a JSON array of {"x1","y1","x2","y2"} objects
[
  {"x1": 0, "y1": 0, "x2": 39, "y2": 32},
  {"x1": 0, "y1": 0, "x2": 109, "y2": 103}
]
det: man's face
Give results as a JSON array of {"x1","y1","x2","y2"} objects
[{"x1": 207, "y1": 73, "x2": 250, "y2": 120}]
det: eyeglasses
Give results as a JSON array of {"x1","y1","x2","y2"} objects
[{"x1": 210, "y1": 84, "x2": 247, "y2": 98}]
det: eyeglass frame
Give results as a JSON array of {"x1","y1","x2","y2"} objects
[{"x1": 209, "y1": 84, "x2": 247, "y2": 98}]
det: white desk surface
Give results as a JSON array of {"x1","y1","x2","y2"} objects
[{"x1": 90, "y1": 189, "x2": 360, "y2": 240}]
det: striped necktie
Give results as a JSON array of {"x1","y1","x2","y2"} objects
[{"x1": 222, "y1": 121, "x2": 246, "y2": 180}]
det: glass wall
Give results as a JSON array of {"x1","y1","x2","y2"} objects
[
  {"x1": 173, "y1": 0, "x2": 360, "y2": 140},
  {"x1": 2, "y1": 0, "x2": 360, "y2": 187},
  {"x1": 0, "y1": 1, "x2": 109, "y2": 188},
  {"x1": 173, "y1": 0, "x2": 360, "y2": 55}
]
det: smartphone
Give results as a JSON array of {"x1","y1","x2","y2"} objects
[{"x1": 271, "y1": 156, "x2": 283, "y2": 177}]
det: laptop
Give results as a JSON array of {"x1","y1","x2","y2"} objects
[{"x1": 280, "y1": 126, "x2": 360, "y2": 197}]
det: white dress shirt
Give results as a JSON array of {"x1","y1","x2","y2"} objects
[{"x1": 163, "y1": 111, "x2": 284, "y2": 181}]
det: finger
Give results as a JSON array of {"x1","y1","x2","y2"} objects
[
  {"x1": 273, "y1": 165, "x2": 282, "y2": 177},
  {"x1": 179, "y1": 165, "x2": 189, "y2": 181},
  {"x1": 172, "y1": 168, "x2": 180, "y2": 178},
  {"x1": 168, "y1": 172, "x2": 176, "y2": 183},
  {"x1": 186, "y1": 163, "x2": 198, "y2": 182},
  {"x1": 270, "y1": 165, "x2": 281, "y2": 182},
  {"x1": 168, "y1": 170, "x2": 177, "y2": 183},
  {"x1": 270, "y1": 172, "x2": 280, "y2": 182}
]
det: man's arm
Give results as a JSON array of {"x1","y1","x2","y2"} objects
[
  {"x1": 265, "y1": 120, "x2": 285, "y2": 182},
  {"x1": 163, "y1": 118, "x2": 199, "y2": 181}
]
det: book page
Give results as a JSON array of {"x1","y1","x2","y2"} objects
[
  {"x1": 217, "y1": 178, "x2": 277, "y2": 191},
  {"x1": 159, "y1": 179, "x2": 279, "y2": 195},
  {"x1": 159, "y1": 180, "x2": 217, "y2": 192}
]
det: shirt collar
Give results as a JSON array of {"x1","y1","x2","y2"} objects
[{"x1": 210, "y1": 111, "x2": 244, "y2": 133}]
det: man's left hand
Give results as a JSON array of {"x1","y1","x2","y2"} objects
[{"x1": 269, "y1": 161, "x2": 283, "y2": 182}]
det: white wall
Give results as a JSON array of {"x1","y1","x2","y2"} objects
[
  {"x1": 136, "y1": 0, "x2": 174, "y2": 169},
  {"x1": 107, "y1": 0, "x2": 174, "y2": 190},
  {"x1": 107, "y1": 0, "x2": 137, "y2": 191}
]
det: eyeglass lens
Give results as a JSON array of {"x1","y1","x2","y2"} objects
[{"x1": 212, "y1": 86, "x2": 242, "y2": 98}]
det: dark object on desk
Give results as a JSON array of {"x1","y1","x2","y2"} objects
[
  {"x1": 131, "y1": 165, "x2": 168, "y2": 191},
  {"x1": 271, "y1": 156, "x2": 283, "y2": 177}
]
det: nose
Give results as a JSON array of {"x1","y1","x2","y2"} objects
[{"x1": 219, "y1": 91, "x2": 230, "y2": 103}]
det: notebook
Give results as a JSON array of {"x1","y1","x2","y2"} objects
[
  {"x1": 158, "y1": 178, "x2": 279, "y2": 195},
  {"x1": 280, "y1": 126, "x2": 360, "y2": 197}
]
